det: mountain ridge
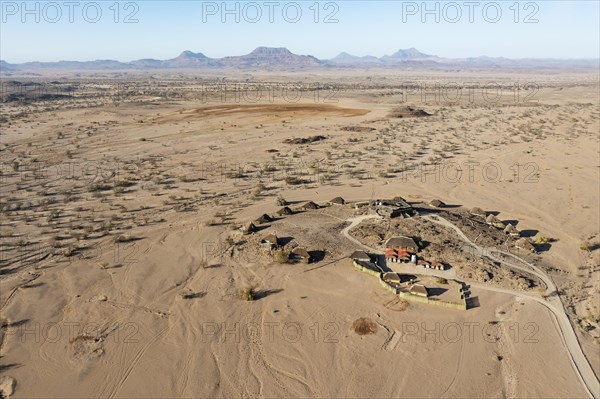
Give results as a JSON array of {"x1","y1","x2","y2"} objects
[{"x1": 2, "y1": 47, "x2": 598, "y2": 71}]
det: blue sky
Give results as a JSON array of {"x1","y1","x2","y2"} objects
[{"x1": 1, "y1": 1, "x2": 599, "y2": 62}]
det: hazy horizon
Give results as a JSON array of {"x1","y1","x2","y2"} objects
[
  {"x1": 3, "y1": 45, "x2": 600, "y2": 64},
  {"x1": 1, "y1": 0, "x2": 599, "y2": 63}
]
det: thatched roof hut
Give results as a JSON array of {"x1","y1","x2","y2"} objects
[
  {"x1": 470, "y1": 207, "x2": 486, "y2": 217},
  {"x1": 328, "y1": 197, "x2": 345, "y2": 205},
  {"x1": 261, "y1": 234, "x2": 279, "y2": 248},
  {"x1": 429, "y1": 199, "x2": 445, "y2": 208},
  {"x1": 382, "y1": 272, "x2": 401, "y2": 284},
  {"x1": 515, "y1": 238, "x2": 535, "y2": 252},
  {"x1": 409, "y1": 284, "x2": 428, "y2": 297},
  {"x1": 241, "y1": 222, "x2": 257, "y2": 235},
  {"x1": 301, "y1": 201, "x2": 319, "y2": 210},
  {"x1": 350, "y1": 250, "x2": 371, "y2": 262},
  {"x1": 386, "y1": 236, "x2": 419, "y2": 253},
  {"x1": 254, "y1": 213, "x2": 273, "y2": 224},
  {"x1": 276, "y1": 206, "x2": 293, "y2": 216},
  {"x1": 291, "y1": 247, "x2": 311, "y2": 263},
  {"x1": 486, "y1": 214, "x2": 501, "y2": 224},
  {"x1": 504, "y1": 224, "x2": 520, "y2": 237}
]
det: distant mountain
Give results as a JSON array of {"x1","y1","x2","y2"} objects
[
  {"x1": 2, "y1": 59, "x2": 128, "y2": 70},
  {"x1": 1, "y1": 47, "x2": 598, "y2": 72},
  {"x1": 220, "y1": 47, "x2": 322, "y2": 68},
  {"x1": 0, "y1": 60, "x2": 15, "y2": 72},
  {"x1": 128, "y1": 58, "x2": 164, "y2": 68},
  {"x1": 382, "y1": 47, "x2": 436, "y2": 61},
  {"x1": 329, "y1": 52, "x2": 382, "y2": 65},
  {"x1": 327, "y1": 48, "x2": 440, "y2": 67},
  {"x1": 162, "y1": 51, "x2": 221, "y2": 68}
]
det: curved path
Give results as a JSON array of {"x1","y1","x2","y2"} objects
[
  {"x1": 420, "y1": 213, "x2": 598, "y2": 399},
  {"x1": 342, "y1": 213, "x2": 599, "y2": 399},
  {"x1": 340, "y1": 214, "x2": 383, "y2": 251}
]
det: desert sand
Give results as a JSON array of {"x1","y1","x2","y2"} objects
[{"x1": 0, "y1": 69, "x2": 598, "y2": 398}]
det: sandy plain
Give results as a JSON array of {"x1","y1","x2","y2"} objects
[{"x1": 0, "y1": 69, "x2": 598, "y2": 398}]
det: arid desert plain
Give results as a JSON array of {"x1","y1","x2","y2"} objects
[{"x1": 0, "y1": 69, "x2": 599, "y2": 398}]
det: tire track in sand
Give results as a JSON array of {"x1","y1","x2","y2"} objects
[{"x1": 105, "y1": 325, "x2": 170, "y2": 399}]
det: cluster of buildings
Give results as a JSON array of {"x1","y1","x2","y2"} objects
[
  {"x1": 350, "y1": 251, "x2": 468, "y2": 309},
  {"x1": 471, "y1": 206, "x2": 523, "y2": 238},
  {"x1": 384, "y1": 236, "x2": 447, "y2": 271},
  {"x1": 239, "y1": 197, "x2": 353, "y2": 264},
  {"x1": 240, "y1": 203, "x2": 326, "y2": 263},
  {"x1": 350, "y1": 250, "x2": 467, "y2": 309},
  {"x1": 471, "y1": 207, "x2": 536, "y2": 253},
  {"x1": 381, "y1": 272, "x2": 429, "y2": 297},
  {"x1": 258, "y1": 233, "x2": 312, "y2": 263},
  {"x1": 369, "y1": 197, "x2": 418, "y2": 218},
  {"x1": 348, "y1": 233, "x2": 449, "y2": 291}
]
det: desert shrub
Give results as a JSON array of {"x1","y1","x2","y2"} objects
[
  {"x1": 580, "y1": 241, "x2": 591, "y2": 252},
  {"x1": 240, "y1": 287, "x2": 256, "y2": 301},
  {"x1": 113, "y1": 234, "x2": 136, "y2": 243},
  {"x1": 437, "y1": 278, "x2": 448, "y2": 285},
  {"x1": 70, "y1": 231, "x2": 85, "y2": 241},
  {"x1": 284, "y1": 176, "x2": 303, "y2": 185},
  {"x1": 63, "y1": 244, "x2": 77, "y2": 257},
  {"x1": 273, "y1": 250, "x2": 290, "y2": 264},
  {"x1": 88, "y1": 183, "x2": 111, "y2": 192},
  {"x1": 275, "y1": 196, "x2": 287, "y2": 206},
  {"x1": 115, "y1": 179, "x2": 134, "y2": 188}
]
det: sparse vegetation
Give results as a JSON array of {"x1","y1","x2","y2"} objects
[
  {"x1": 275, "y1": 196, "x2": 287, "y2": 206},
  {"x1": 284, "y1": 176, "x2": 304, "y2": 185},
  {"x1": 273, "y1": 250, "x2": 290, "y2": 264},
  {"x1": 205, "y1": 219, "x2": 218, "y2": 226},
  {"x1": 580, "y1": 241, "x2": 591, "y2": 252},
  {"x1": 2, "y1": 75, "x2": 599, "y2": 398},
  {"x1": 240, "y1": 287, "x2": 256, "y2": 301}
]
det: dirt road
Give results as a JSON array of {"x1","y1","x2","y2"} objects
[{"x1": 342, "y1": 213, "x2": 599, "y2": 399}]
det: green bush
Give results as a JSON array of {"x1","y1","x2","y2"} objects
[
  {"x1": 240, "y1": 287, "x2": 256, "y2": 301},
  {"x1": 580, "y1": 241, "x2": 591, "y2": 252},
  {"x1": 274, "y1": 250, "x2": 290, "y2": 264}
]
